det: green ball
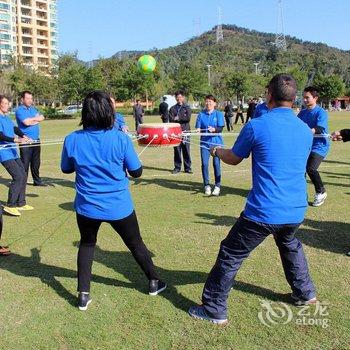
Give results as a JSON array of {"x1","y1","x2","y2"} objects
[{"x1": 138, "y1": 55, "x2": 156, "y2": 73}]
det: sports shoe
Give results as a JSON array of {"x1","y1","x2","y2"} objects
[
  {"x1": 185, "y1": 170, "x2": 193, "y2": 174},
  {"x1": 3, "y1": 206, "x2": 21, "y2": 217},
  {"x1": 171, "y1": 168, "x2": 180, "y2": 175},
  {"x1": 212, "y1": 186, "x2": 220, "y2": 196},
  {"x1": 204, "y1": 185, "x2": 211, "y2": 196},
  {"x1": 188, "y1": 305, "x2": 228, "y2": 325},
  {"x1": 291, "y1": 293, "x2": 317, "y2": 306},
  {"x1": 311, "y1": 192, "x2": 327, "y2": 207},
  {"x1": 149, "y1": 280, "x2": 167, "y2": 296},
  {"x1": 347, "y1": 251, "x2": 350, "y2": 257},
  {"x1": 17, "y1": 205, "x2": 34, "y2": 211},
  {"x1": 78, "y1": 292, "x2": 92, "y2": 311}
]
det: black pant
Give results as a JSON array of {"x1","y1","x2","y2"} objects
[
  {"x1": 306, "y1": 152, "x2": 325, "y2": 194},
  {"x1": 134, "y1": 116, "x2": 143, "y2": 131},
  {"x1": 20, "y1": 143, "x2": 41, "y2": 184},
  {"x1": 245, "y1": 113, "x2": 251, "y2": 123},
  {"x1": 76, "y1": 211, "x2": 159, "y2": 292},
  {"x1": 174, "y1": 138, "x2": 191, "y2": 172},
  {"x1": 234, "y1": 113, "x2": 244, "y2": 124},
  {"x1": 225, "y1": 116, "x2": 233, "y2": 131},
  {"x1": 202, "y1": 214, "x2": 315, "y2": 319},
  {"x1": 1, "y1": 158, "x2": 27, "y2": 207}
]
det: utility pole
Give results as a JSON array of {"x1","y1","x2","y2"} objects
[
  {"x1": 206, "y1": 64, "x2": 212, "y2": 86},
  {"x1": 253, "y1": 62, "x2": 260, "y2": 75},
  {"x1": 216, "y1": 7, "x2": 223, "y2": 43},
  {"x1": 275, "y1": 0, "x2": 287, "y2": 51}
]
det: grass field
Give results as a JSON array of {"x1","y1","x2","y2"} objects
[{"x1": 0, "y1": 112, "x2": 349, "y2": 350}]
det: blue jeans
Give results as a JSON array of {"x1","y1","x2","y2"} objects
[
  {"x1": 200, "y1": 147, "x2": 221, "y2": 187},
  {"x1": 202, "y1": 213, "x2": 316, "y2": 319}
]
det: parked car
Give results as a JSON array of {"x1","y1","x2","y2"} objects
[{"x1": 63, "y1": 105, "x2": 82, "y2": 114}]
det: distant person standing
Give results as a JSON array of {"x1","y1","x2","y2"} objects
[
  {"x1": 159, "y1": 96, "x2": 169, "y2": 123},
  {"x1": 224, "y1": 100, "x2": 234, "y2": 131},
  {"x1": 234, "y1": 101, "x2": 244, "y2": 124},
  {"x1": 246, "y1": 99, "x2": 256, "y2": 123},
  {"x1": 168, "y1": 90, "x2": 192, "y2": 174},
  {"x1": 15, "y1": 91, "x2": 46, "y2": 186},
  {"x1": 298, "y1": 86, "x2": 330, "y2": 207},
  {"x1": 133, "y1": 100, "x2": 144, "y2": 131}
]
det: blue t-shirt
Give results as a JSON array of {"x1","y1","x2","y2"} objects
[
  {"x1": 114, "y1": 112, "x2": 126, "y2": 131},
  {"x1": 15, "y1": 105, "x2": 40, "y2": 140},
  {"x1": 61, "y1": 127, "x2": 141, "y2": 221},
  {"x1": 252, "y1": 102, "x2": 269, "y2": 119},
  {"x1": 297, "y1": 105, "x2": 330, "y2": 157},
  {"x1": 0, "y1": 115, "x2": 19, "y2": 162},
  {"x1": 232, "y1": 107, "x2": 312, "y2": 224},
  {"x1": 195, "y1": 109, "x2": 225, "y2": 147}
]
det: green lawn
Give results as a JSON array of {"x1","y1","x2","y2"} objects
[{"x1": 0, "y1": 112, "x2": 349, "y2": 350}]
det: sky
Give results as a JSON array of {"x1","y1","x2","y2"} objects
[{"x1": 58, "y1": 0, "x2": 350, "y2": 61}]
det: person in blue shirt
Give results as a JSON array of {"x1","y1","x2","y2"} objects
[
  {"x1": 189, "y1": 74, "x2": 316, "y2": 325},
  {"x1": 61, "y1": 90, "x2": 166, "y2": 311},
  {"x1": 15, "y1": 90, "x2": 46, "y2": 186},
  {"x1": 252, "y1": 100, "x2": 269, "y2": 118},
  {"x1": 195, "y1": 95, "x2": 225, "y2": 196},
  {"x1": 0, "y1": 95, "x2": 34, "y2": 221},
  {"x1": 110, "y1": 96, "x2": 129, "y2": 133},
  {"x1": 298, "y1": 86, "x2": 330, "y2": 207}
]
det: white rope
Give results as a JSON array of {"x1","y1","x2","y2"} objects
[{"x1": 137, "y1": 135, "x2": 157, "y2": 157}]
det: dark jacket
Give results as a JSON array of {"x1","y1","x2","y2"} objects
[
  {"x1": 169, "y1": 103, "x2": 191, "y2": 131},
  {"x1": 340, "y1": 129, "x2": 350, "y2": 142},
  {"x1": 159, "y1": 102, "x2": 169, "y2": 120}
]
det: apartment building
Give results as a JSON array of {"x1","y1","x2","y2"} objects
[{"x1": 0, "y1": 0, "x2": 58, "y2": 70}]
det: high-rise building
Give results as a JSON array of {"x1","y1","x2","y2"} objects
[{"x1": 0, "y1": 0, "x2": 58, "y2": 71}]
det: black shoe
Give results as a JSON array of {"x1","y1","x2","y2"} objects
[
  {"x1": 78, "y1": 292, "x2": 92, "y2": 311},
  {"x1": 185, "y1": 170, "x2": 193, "y2": 174},
  {"x1": 149, "y1": 280, "x2": 167, "y2": 296},
  {"x1": 171, "y1": 169, "x2": 180, "y2": 174},
  {"x1": 33, "y1": 182, "x2": 47, "y2": 187}
]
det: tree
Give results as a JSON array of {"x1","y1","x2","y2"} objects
[
  {"x1": 57, "y1": 54, "x2": 87, "y2": 104},
  {"x1": 225, "y1": 72, "x2": 250, "y2": 101},
  {"x1": 173, "y1": 64, "x2": 207, "y2": 99},
  {"x1": 313, "y1": 74, "x2": 345, "y2": 104}
]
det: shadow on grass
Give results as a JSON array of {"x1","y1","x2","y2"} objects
[
  {"x1": 131, "y1": 177, "x2": 249, "y2": 197},
  {"x1": 143, "y1": 165, "x2": 172, "y2": 173},
  {"x1": 196, "y1": 212, "x2": 350, "y2": 255},
  {"x1": 1, "y1": 245, "x2": 296, "y2": 311},
  {"x1": 323, "y1": 159, "x2": 350, "y2": 166},
  {"x1": 298, "y1": 218, "x2": 350, "y2": 255},
  {"x1": 0, "y1": 248, "x2": 125, "y2": 308}
]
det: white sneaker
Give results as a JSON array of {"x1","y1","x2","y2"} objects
[
  {"x1": 212, "y1": 186, "x2": 220, "y2": 196},
  {"x1": 311, "y1": 192, "x2": 327, "y2": 207},
  {"x1": 204, "y1": 185, "x2": 211, "y2": 196}
]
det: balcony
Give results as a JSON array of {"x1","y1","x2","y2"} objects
[
  {"x1": 21, "y1": 18, "x2": 32, "y2": 24},
  {"x1": 36, "y1": 20, "x2": 48, "y2": 27}
]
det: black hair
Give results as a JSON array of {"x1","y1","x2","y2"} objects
[
  {"x1": 20, "y1": 90, "x2": 32, "y2": 99},
  {"x1": 80, "y1": 90, "x2": 115, "y2": 130},
  {"x1": 174, "y1": 90, "x2": 185, "y2": 97},
  {"x1": 268, "y1": 74, "x2": 297, "y2": 105},
  {"x1": 303, "y1": 86, "x2": 319, "y2": 98},
  {"x1": 0, "y1": 95, "x2": 9, "y2": 104},
  {"x1": 205, "y1": 94, "x2": 217, "y2": 103}
]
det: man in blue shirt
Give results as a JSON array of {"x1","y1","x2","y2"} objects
[
  {"x1": 298, "y1": 87, "x2": 330, "y2": 206},
  {"x1": 15, "y1": 90, "x2": 46, "y2": 186},
  {"x1": 189, "y1": 74, "x2": 316, "y2": 325}
]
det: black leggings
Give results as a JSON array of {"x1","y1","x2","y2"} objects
[
  {"x1": 77, "y1": 211, "x2": 159, "y2": 292},
  {"x1": 306, "y1": 152, "x2": 325, "y2": 194}
]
